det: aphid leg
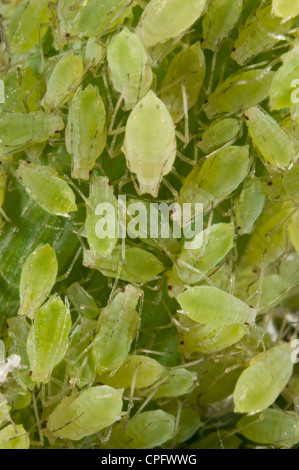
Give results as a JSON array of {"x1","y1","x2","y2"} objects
[
  {"x1": 206, "y1": 46, "x2": 218, "y2": 95},
  {"x1": 32, "y1": 391, "x2": 44, "y2": 447},
  {"x1": 108, "y1": 83, "x2": 130, "y2": 136},
  {"x1": 56, "y1": 246, "x2": 82, "y2": 282}
]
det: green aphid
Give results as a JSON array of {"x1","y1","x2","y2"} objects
[
  {"x1": 245, "y1": 106, "x2": 294, "y2": 169},
  {"x1": 66, "y1": 282, "x2": 100, "y2": 319},
  {"x1": 231, "y1": 4, "x2": 293, "y2": 66},
  {"x1": 237, "y1": 409, "x2": 299, "y2": 447},
  {"x1": 269, "y1": 43, "x2": 299, "y2": 110},
  {"x1": 160, "y1": 42, "x2": 205, "y2": 124},
  {"x1": 162, "y1": 404, "x2": 201, "y2": 445},
  {"x1": 92, "y1": 285, "x2": 142, "y2": 374},
  {"x1": 234, "y1": 179, "x2": 265, "y2": 235},
  {"x1": 41, "y1": 53, "x2": 84, "y2": 111},
  {"x1": 124, "y1": 410, "x2": 175, "y2": 449},
  {"x1": 245, "y1": 274, "x2": 292, "y2": 314},
  {"x1": 83, "y1": 246, "x2": 165, "y2": 283},
  {"x1": 66, "y1": 84, "x2": 106, "y2": 180},
  {"x1": 107, "y1": 27, "x2": 153, "y2": 109},
  {"x1": 203, "y1": 69, "x2": 274, "y2": 118},
  {"x1": 18, "y1": 244, "x2": 58, "y2": 319},
  {"x1": 177, "y1": 286, "x2": 257, "y2": 326},
  {"x1": 283, "y1": 160, "x2": 299, "y2": 202},
  {"x1": 0, "y1": 67, "x2": 38, "y2": 112},
  {"x1": 7, "y1": 0, "x2": 49, "y2": 54},
  {"x1": 202, "y1": 0, "x2": 243, "y2": 51},
  {"x1": 168, "y1": 223, "x2": 234, "y2": 297},
  {"x1": 85, "y1": 176, "x2": 118, "y2": 257},
  {"x1": 233, "y1": 343, "x2": 293, "y2": 414},
  {"x1": 78, "y1": 0, "x2": 133, "y2": 38},
  {"x1": 2, "y1": 380, "x2": 31, "y2": 411},
  {"x1": 197, "y1": 118, "x2": 241, "y2": 154},
  {"x1": 15, "y1": 161, "x2": 78, "y2": 218},
  {"x1": 0, "y1": 424, "x2": 29, "y2": 449},
  {"x1": 27, "y1": 294, "x2": 72, "y2": 383},
  {"x1": 99, "y1": 354, "x2": 165, "y2": 389},
  {"x1": 178, "y1": 145, "x2": 249, "y2": 212},
  {"x1": 84, "y1": 37, "x2": 105, "y2": 70},
  {"x1": 142, "y1": 368, "x2": 196, "y2": 399},
  {"x1": 0, "y1": 111, "x2": 64, "y2": 159},
  {"x1": 47, "y1": 385, "x2": 123, "y2": 441},
  {"x1": 57, "y1": 0, "x2": 89, "y2": 44},
  {"x1": 272, "y1": 0, "x2": 299, "y2": 19}
]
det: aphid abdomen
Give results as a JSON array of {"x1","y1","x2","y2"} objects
[
  {"x1": 122, "y1": 90, "x2": 176, "y2": 197},
  {"x1": 41, "y1": 53, "x2": 84, "y2": 111},
  {"x1": 65, "y1": 84, "x2": 106, "y2": 180},
  {"x1": 107, "y1": 28, "x2": 153, "y2": 109},
  {"x1": 124, "y1": 410, "x2": 175, "y2": 449},
  {"x1": 245, "y1": 106, "x2": 294, "y2": 169},
  {"x1": 27, "y1": 294, "x2": 72, "y2": 383},
  {"x1": 136, "y1": 0, "x2": 207, "y2": 48},
  {"x1": 203, "y1": 0, "x2": 243, "y2": 51},
  {"x1": 18, "y1": 244, "x2": 58, "y2": 319},
  {"x1": 47, "y1": 385, "x2": 123, "y2": 440},
  {"x1": 233, "y1": 343, "x2": 293, "y2": 414}
]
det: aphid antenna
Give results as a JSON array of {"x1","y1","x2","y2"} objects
[{"x1": 32, "y1": 391, "x2": 44, "y2": 447}]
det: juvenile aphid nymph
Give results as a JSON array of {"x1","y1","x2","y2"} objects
[{"x1": 122, "y1": 90, "x2": 176, "y2": 197}]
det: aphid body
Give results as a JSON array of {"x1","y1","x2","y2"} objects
[{"x1": 124, "y1": 410, "x2": 175, "y2": 449}]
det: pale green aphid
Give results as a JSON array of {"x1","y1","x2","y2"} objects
[
  {"x1": 122, "y1": 90, "x2": 176, "y2": 197},
  {"x1": 163, "y1": 405, "x2": 201, "y2": 445},
  {"x1": 124, "y1": 410, "x2": 175, "y2": 449},
  {"x1": 16, "y1": 161, "x2": 78, "y2": 218},
  {"x1": 177, "y1": 286, "x2": 257, "y2": 326},
  {"x1": 84, "y1": 37, "x2": 104, "y2": 70},
  {"x1": 245, "y1": 106, "x2": 294, "y2": 169},
  {"x1": 203, "y1": 69, "x2": 274, "y2": 119},
  {"x1": 57, "y1": 0, "x2": 89, "y2": 43},
  {"x1": 78, "y1": 0, "x2": 133, "y2": 38},
  {"x1": 0, "y1": 67, "x2": 38, "y2": 113},
  {"x1": 231, "y1": 4, "x2": 293, "y2": 66},
  {"x1": 66, "y1": 282, "x2": 100, "y2": 319},
  {"x1": 233, "y1": 343, "x2": 293, "y2": 414},
  {"x1": 136, "y1": 0, "x2": 207, "y2": 48},
  {"x1": 269, "y1": 44, "x2": 299, "y2": 110},
  {"x1": 2, "y1": 380, "x2": 31, "y2": 411},
  {"x1": 234, "y1": 179, "x2": 265, "y2": 235},
  {"x1": 178, "y1": 145, "x2": 249, "y2": 212},
  {"x1": 197, "y1": 118, "x2": 241, "y2": 153},
  {"x1": 92, "y1": 286, "x2": 141, "y2": 374},
  {"x1": 160, "y1": 42, "x2": 205, "y2": 124},
  {"x1": 0, "y1": 111, "x2": 64, "y2": 158},
  {"x1": 47, "y1": 385, "x2": 123, "y2": 441},
  {"x1": 143, "y1": 368, "x2": 196, "y2": 399},
  {"x1": 99, "y1": 354, "x2": 165, "y2": 389},
  {"x1": 180, "y1": 323, "x2": 246, "y2": 355},
  {"x1": 283, "y1": 159, "x2": 299, "y2": 201},
  {"x1": 41, "y1": 53, "x2": 84, "y2": 111},
  {"x1": 0, "y1": 424, "x2": 29, "y2": 449},
  {"x1": 85, "y1": 176, "x2": 118, "y2": 257},
  {"x1": 245, "y1": 274, "x2": 292, "y2": 314},
  {"x1": 83, "y1": 246, "x2": 165, "y2": 283},
  {"x1": 65, "y1": 84, "x2": 106, "y2": 180},
  {"x1": 18, "y1": 244, "x2": 58, "y2": 319},
  {"x1": 27, "y1": 294, "x2": 72, "y2": 383},
  {"x1": 202, "y1": 0, "x2": 243, "y2": 51},
  {"x1": 66, "y1": 317, "x2": 96, "y2": 389},
  {"x1": 7, "y1": 0, "x2": 49, "y2": 54},
  {"x1": 272, "y1": 0, "x2": 299, "y2": 19},
  {"x1": 107, "y1": 28, "x2": 152, "y2": 110},
  {"x1": 168, "y1": 223, "x2": 234, "y2": 297},
  {"x1": 237, "y1": 409, "x2": 299, "y2": 447}
]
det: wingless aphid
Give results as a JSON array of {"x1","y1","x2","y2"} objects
[
  {"x1": 123, "y1": 410, "x2": 175, "y2": 449},
  {"x1": 122, "y1": 90, "x2": 176, "y2": 197},
  {"x1": 272, "y1": 0, "x2": 299, "y2": 20}
]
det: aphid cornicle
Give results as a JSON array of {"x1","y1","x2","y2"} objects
[
  {"x1": 27, "y1": 294, "x2": 72, "y2": 383},
  {"x1": 41, "y1": 53, "x2": 84, "y2": 111},
  {"x1": 136, "y1": 0, "x2": 207, "y2": 48},
  {"x1": 107, "y1": 27, "x2": 153, "y2": 109},
  {"x1": 92, "y1": 285, "x2": 142, "y2": 374},
  {"x1": 177, "y1": 286, "x2": 257, "y2": 326},
  {"x1": 65, "y1": 84, "x2": 107, "y2": 180},
  {"x1": 18, "y1": 244, "x2": 58, "y2": 319},
  {"x1": 124, "y1": 410, "x2": 175, "y2": 449},
  {"x1": 202, "y1": 0, "x2": 243, "y2": 51},
  {"x1": 7, "y1": 0, "x2": 49, "y2": 54},
  {"x1": 15, "y1": 161, "x2": 78, "y2": 217},
  {"x1": 122, "y1": 90, "x2": 176, "y2": 197},
  {"x1": 85, "y1": 176, "x2": 118, "y2": 257},
  {"x1": 0, "y1": 111, "x2": 64, "y2": 158},
  {"x1": 47, "y1": 385, "x2": 123, "y2": 441},
  {"x1": 245, "y1": 106, "x2": 294, "y2": 169},
  {"x1": 160, "y1": 42, "x2": 206, "y2": 124},
  {"x1": 233, "y1": 343, "x2": 293, "y2": 414}
]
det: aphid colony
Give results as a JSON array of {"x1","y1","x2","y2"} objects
[{"x1": 0, "y1": 0, "x2": 299, "y2": 450}]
